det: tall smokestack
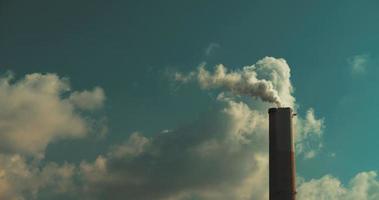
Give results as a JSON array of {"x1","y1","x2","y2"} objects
[{"x1": 268, "y1": 107, "x2": 296, "y2": 200}]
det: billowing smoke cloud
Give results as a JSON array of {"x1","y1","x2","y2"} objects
[
  {"x1": 176, "y1": 57, "x2": 323, "y2": 157},
  {"x1": 79, "y1": 100, "x2": 270, "y2": 200},
  {"x1": 175, "y1": 57, "x2": 295, "y2": 107}
]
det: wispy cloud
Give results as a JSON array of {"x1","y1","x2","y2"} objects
[
  {"x1": 204, "y1": 42, "x2": 220, "y2": 56},
  {"x1": 296, "y1": 108, "x2": 325, "y2": 159},
  {"x1": 348, "y1": 54, "x2": 370, "y2": 75}
]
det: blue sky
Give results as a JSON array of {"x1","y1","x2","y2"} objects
[{"x1": 1, "y1": 0, "x2": 379, "y2": 199}]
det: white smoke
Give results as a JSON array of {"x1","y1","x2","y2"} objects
[
  {"x1": 176, "y1": 57, "x2": 324, "y2": 157},
  {"x1": 175, "y1": 57, "x2": 295, "y2": 107}
]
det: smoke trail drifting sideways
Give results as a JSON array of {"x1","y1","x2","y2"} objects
[{"x1": 175, "y1": 57, "x2": 295, "y2": 107}]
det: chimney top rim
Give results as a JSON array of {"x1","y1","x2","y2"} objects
[{"x1": 268, "y1": 107, "x2": 292, "y2": 113}]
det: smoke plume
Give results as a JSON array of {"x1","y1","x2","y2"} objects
[{"x1": 175, "y1": 57, "x2": 295, "y2": 107}]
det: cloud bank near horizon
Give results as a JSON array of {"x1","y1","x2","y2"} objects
[
  {"x1": 0, "y1": 57, "x2": 377, "y2": 200},
  {"x1": 77, "y1": 57, "x2": 325, "y2": 199}
]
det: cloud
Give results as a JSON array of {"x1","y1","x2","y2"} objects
[
  {"x1": 69, "y1": 87, "x2": 105, "y2": 111},
  {"x1": 0, "y1": 72, "x2": 106, "y2": 158},
  {"x1": 0, "y1": 72, "x2": 106, "y2": 199},
  {"x1": 295, "y1": 108, "x2": 325, "y2": 159},
  {"x1": 175, "y1": 57, "x2": 295, "y2": 107},
  {"x1": 0, "y1": 154, "x2": 76, "y2": 200},
  {"x1": 204, "y1": 43, "x2": 220, "y2": 56},
  {"x1": 76, "y1": 57, "x2": 325, "y2": 199},
  {"x1": 348, "y1": 54, "x2": 370, "y2": 75},
  {"x1": 78, "y1": 99, "x2": 270, "y2": 200},
  {"x1": 77, "y1": 100, "x2": 325, "y2": 200},
  {"x1": 175, "y1": 57, "x2": 322, "y2": 157},
  {"x1": 108, "y1": 132, "x2": 151, "y2": 158},
  {"x1": 297, "y1": 171, "x2": 379, "y2": 200},
  {"x1": 0, "y1": 58, "x2": 329, "y2": 199}
]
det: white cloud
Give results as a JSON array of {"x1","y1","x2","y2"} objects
[
  {"x1": 0, "y1": 72, "x2": 106, "y2": 199},
  {"x1": 0, "y1": 154, "x2": 76, "y2": 200},
  {"x1": 161, "y1": 129, "x2": 172, "y2": 133},
  {"x1": 69, "y1": 87, "x2": 105, "y2": 111},
  {"x1": 108, "y1": 132, "x2": 151, "y2": 158},
  {"x1": 75, "y1": 98, "x2": 271, "y2": 200},
  {"x1": 204, "y1": 43, "x2": 220, "y2": 56},
  {"x1": 77, "y1": 100, "x2": 269, "y2": 200},
  {"x1": 76, "y1": 95, "x2": 324, "y2": 200},
  {"x1": 176, "y1": 57, "x2": 322, "y2": 157},
  {"x1": 78, "y1": 55, "x2": 325, "y2": 199},
  {"x1": 0, "y1": 72, "x2": 106, "y2": 158},
  {"x1": 348, "y1": 54, "x2": 370, "y2": 75},
  {"x1": 295, "y1": 108, "x2": 325, "y2": 158},
  {"x1": 297, "y1": 171, "x2": 379, "y2": 200},
  {"x1": 0, "y1": 58, "x2": 337, "y2": 199}
]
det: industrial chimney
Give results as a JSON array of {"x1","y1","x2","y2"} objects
[{"x1": 268, "y1": 107, "x2": 296, "y2": 200}]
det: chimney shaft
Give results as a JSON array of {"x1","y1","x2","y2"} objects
[{"x1": 268, "y1": 107, "x2": 296, "y2": 200}]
